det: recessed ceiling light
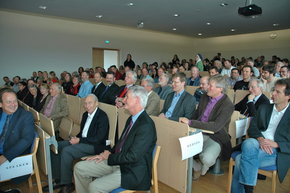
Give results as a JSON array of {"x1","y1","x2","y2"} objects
[
  {"x1": 174, "y1": 13, "x2": 179, "y2": 17},
  {"x1": 231, "y1": 29, "x2": 235, "y2": 32},
  {"x1": 172, "y1": 28, "x2": 177, "y2": 31},
  {"x1": 206, "y1": 22, "x2": 211, "y2": 25},
  {"x1": 273, "y1": 23, "x2": 279, "y2": 27},
  {"x1": 39, "y1": 5, "x2": 47, "y2": 10},
  {"x1": 128, "y1": 2, "x2": 134, "y2": 6},
  {"x1": 220, "y1": 3, "x2": 228, "y2": 7},
  {"x1": 96, "y1": 15, "x2": 103, "y2": 18},
  {"x1": 198, "y1": 33, "x2": 202, "y2": 36}
]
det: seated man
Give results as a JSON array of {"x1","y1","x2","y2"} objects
[
  {"x1": 261, "y1": 64, "x2": 280, "y2": 92},
  {"x1": 226, "y1": 68, "x2": 241, "y2": 88},
  {"x1": 77, "y1": 71, "x2": 94, "y2": 98},
  {"x1": 234, "y1": 65, "x2": 253, "y2": 91},
  {"x1": 180, "y1": 75, "x2": 234, "y2": 177},
  {"x1": 231, "y1": 78, "x2": 290, "y2": 193},
  {"x1": 141, "y1": 76, "x2": 160, "y2": 116},
  {"x1": 41, "y1": 83, "x2": 69, "y2": 132},
  {"x1": 208, "y1": 66, "x2": 220, "y2": 77},
  {"x1": 98, "y1": 72, "x2": 120, "y2": 105},
  {"x1": 280, "y1": 65, "x2": 289, "y2": 79},
  {"x1": 43, "y1": 94, "x2": 109, "y2": 193},
  {"x1": 115, "y1": 70, "x2": 137, "y2": 108},
  {"x1": 187, "y1": 66, "x2": 200, "y2": 86},
  {"x1": 0, "y1": 88, "x2": 35, "y2": 183},
  {"x1": 235, "y1": 78, "x2": 270, "y2": 117},
  {"x1": 74, "y1": 86, "x2": 157, "y2": 193},
  {"x1": 91, "y1": 72, "x2": 106, "y2": 99},
  {"x1": 153, "y1": 73, "x2": 172, "y2": 100},
  {"x1": 194, "y1": 76, "x2": 209, "y2": 103},
  {"x1": 159, "y1": 72, "x2": 196, "y2": 121}
]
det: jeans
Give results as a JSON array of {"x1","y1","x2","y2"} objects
[{"x1": 231, "y1": 138, "x2": 277, "y2": 193}]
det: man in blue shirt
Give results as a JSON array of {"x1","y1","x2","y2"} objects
[{"x1": 77, "y1": 71, "x2": 93, "y2": 98}]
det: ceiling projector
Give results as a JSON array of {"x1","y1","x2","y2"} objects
[{"x1": 238, "y1": 4, "x2": 262, "y2": 16}]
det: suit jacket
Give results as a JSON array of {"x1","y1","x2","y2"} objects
[
  {"x1": 248, "y1": 104, "x2": 290, "y2": 182},
  {"x1": 41, "y1": 94, "x2": 69, "y2": 130},
  {"x1": 99, "y1": 83, "x2": 120, "y2": 105},
  {"x1": 1, "y1": 107, "x2": 35, "y2": 161},
  {"x1": 153, "y1": 85, "x2": 172, "y2": 100},
  {"x1": 76, "y1": 108, "x2": 109, "y2": 154},
  {"x1": 91, "y1": 82, "x2": 106, "y2": 100},
  {"x1": 145, "y1": 91, "x2": 160, "y2": 116},
  {"x1": 108, "y1": 111, "x2": 157, "y2": 190},
  {"x1": 161, "y1": 90, "x2": 196, "y2": 121},
  {"x1": 235, "y1": 93, "x2": 270, "y2": 117},
  {"x1": 189, "y1": 94, "x2": 234, "y2": 160}
]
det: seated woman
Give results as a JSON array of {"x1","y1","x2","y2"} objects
[
  {"x1": 16, "y1": 81, "x2": 29, "y2": 102},
  {"x1": 27, "y1": 85, "x2": 42, "y2": 109},
  {"x1": 235, "y1": 78, "x2": 270, "y2": 117},
  {"x1": 35, "y1": 84, "x2": 49, "y2": 112},
  {"x1": 62, "y1": 73, "x2": 73, "y2": 94},
  {"x1": 49, "y1": 71, "x2": 59, "y2": 83},
  {"x1": 69, "y1": 75, "x2": 81, "y2": 96}
]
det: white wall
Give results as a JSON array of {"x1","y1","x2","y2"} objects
[
  {"x1": 104, "y1": 50, "x2": 119, "y2": 71},
  {"x1": 0, "y1": 10, "x2": 196, "y2": 85}
]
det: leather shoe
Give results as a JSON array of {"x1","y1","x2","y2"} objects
[
  {"x1": 42, "y1": 181, "x2": 64, "y2": 192},
  {"x1": 58, "y1": 184, "x2": 75, "y2": 193}
]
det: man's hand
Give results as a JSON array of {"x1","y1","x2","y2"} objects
[
  {"x1": 248, "y1": 94, "x2": 255, "y2": 101},
  {"x1": 69, "y1": 137, "x2": 80, "y2": 145},
  {"x1": 0, "y1": 155, "x2": 7, "y2": 165},
  {"x1": 258, "y1": 138, "x2": 278, "y2": 155},
  {"x1": 159, "y1": 113, "x2": 166, "y2": 118},
  {"x1": 179, "y1": 117, "x2": 189, "y2": 125},
  {"x1": 115, "y1": 98, "x2": 124, "y2": 108},
  {"x1": 82, "y1": 150, "x2": 111, "y2": 163}
]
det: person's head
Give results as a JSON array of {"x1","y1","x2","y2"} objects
[
  {"x1": 43, "y1": 71, "x2": 48, "y2": 78},
  {"x1": 106, "y1": 71, "x2": 115, "y2": 85},
  {"x1": 123, "y1": 86, "x2": 148, "y2": 115},
  {"x1": 141, "y1": 68, "x2": 149, "y2": 77},
  {"x1": 125, "y1": 71, "x2": 137, "y2": 85},
  {"x1": 38, "y1": 71, "x2": 43, "y2": 77},
  {"x1": 81, "y1": 71, "x2": 90, "y2": 82},
  {"x1": 272, "y1": 78, "x2": 290, "y2": 104},
  {"x1": 49, "y1": 83, "x2": 61, "y2": 97},
  {"x1": 18, "y1": 81, "x2": 27, "y2": 91},
  {"x1": 40, "y1": 84, "x2": 49, "y2": 95},
  {"x1": 172, "y1": 72, "x2": 186, "y2": 93},
  {"x1": 179, "y1": 65, "x2": 186, "y2": 73},
  {"x1": 231, "y1": 68, "x2": 240, "y2": 80},
  {"x1": 200, "y1": 76, "x2": 210, "y2": 91},
  {"x1": 84, "y1": 94, "x2": 99, "y2": 114},
  {"x1": 249, "y1": 78, "x2": 263, "y2": 96},
  {"x1": 282, "y1": 58, "x2": 289, "y2": 66},
  {"x1": 190, "y1": 66, "x2": 199, "y2": 79},
  {"x1": 3, "y1": 76, "x2": 10, "y2": 83},
  {"x1": 49, "y1": 71, "x2": 56, "y2": 78},
  {"x1": 158, "y1": 68, "x2": 165, "y2": 77},
  {"x1": 172, "y1": 65, "x2": 179, "y2": 75},
  {"x1": 94, "y1": 72, "x2": 102, "y2": 84},
  {"x1": 280, "y1": 66, "x2": 289, "y2": 78},
  {"x1": 65, "y1": 73, "x2": 72, "y2": 82},
  {"x1": 246, "y1": 60, "x2": 254, "y2": 67},
  {"x1": 213, "y1": 60, "x2": 222, "y2": 69},
  {"x1": 72, "y1": 75, "x2": 80, "y2": 85},
  {"x1": 32, "y1": 71, "x2": 37, "y2": 78},
  {"x1": 241, "y1": 65, "x2": 253, "y2": 81},
  {"x1": 28, "y1": 85, "x2": 38, "y2": 96},
  {"x1": 13, "y1": 76, "x2": 20, "y2": 84},
  {"x1": 126, "y1": 54, "x2": 132, "y2": 60},
  {"x1": 27, "y1": 79, "x2": 35, "y2": 87},
  {"x1": 262, "y1": 65, "x2": 275, "y2": 81},
  {"x1": 142, "y1": 62, "x2": 148, "y2": 69},
  {"x1": 207, "y1": 75, "x2": 227, "y2": 98},
  {"x1": 209, "y1": 66, "x2": 219, "y2": 77},
  {"x1": 78, "y1": 67, "x2": 84, "y2": 74},
  {"x1": 224, "y1": 60, "x2": 232, "y2": 69},
  {"x1": 158, "y1": 73, "x2": 169, "y2": 87},
  {"x1": 275, "y1": 61, "x2": 284, "y2": 74},
  {"x1": 141, "y1": 76, "x2": 154, "y2": 92},
  {"x1": 109, "y1": 65, "x2": 117, "y2": 73},
  {"x1": 0, "y1": 88, "x2": 18, "y2": 114}
]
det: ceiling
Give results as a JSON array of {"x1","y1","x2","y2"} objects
[{"x1": 0, "y1": 0, "x2": 289, "y2": 38}]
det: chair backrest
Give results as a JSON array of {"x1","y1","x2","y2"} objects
[
  {"x1": 115, "y1": 80, "x2": 125, "y2": 87},
  {"x1": 226, "y1": 89, "x2": 235, "y2": 103},
  {"x1": 234, "y1": 90, "x2": 249, "y2": 104},
  {"x1": 199, "y1": 71, "x2": 209, "y2": 77},
  {"x1": 184, "y1": 71, "x2": 191, "y2": 78},
  {"x1": 39, "y1": 113, "x2": 55, "y2": 137},
  {"x1": 185, "y1": 86, "x2": 198, "y2": 95},
  {"x1": 159, "y1": 99, "x2": 165, "y2": 112},
  {"x1": 152, "y1": 145, "x2": 161, "y2": 193},
  {"x1": 66, "y1": 94, "x2": 82, "y2": 124},
  {"x1": 29, "y1": 107, "x2": 40, "y2": 125},
  {"x1": 99, "y1": 102, "x2": 118, "y2": 147},
  {"x1": 59, "y1": 117, "x2": 74, "y2": 140},
  {"x1": 22, "y1": 102, "x2": 30, "y2": 111},
  {"x1": 228, "y1": 111, "x2": 241, "y2": 147},
  {"x1": 117, "y1": 108, "x2": 131, "y2": 138}
]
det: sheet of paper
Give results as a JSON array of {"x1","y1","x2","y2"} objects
[
  {"x1": 235, "y1": 118, "x2": 250, "y2": 139},
  {"x1": 179, "y1": 132, "x2": 203, "y2": 160},
  {"x1": 0, "y1": 155, "x2": 33, "y2": 181}
]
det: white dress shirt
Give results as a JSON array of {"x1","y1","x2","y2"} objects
[{"x1": 82, "y1": 107, "x2": 98, "y2": 138}]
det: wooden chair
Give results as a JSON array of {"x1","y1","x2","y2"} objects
[
  {"x1": 159, "y1": 100, "x2": 165, "y2": 113},
  {"x1": 59, "y1": 117, "x2": 74, "y2": 140},
  {"x1": 0, "y1": 134, "x2": 43, "y2": 193},
  {"x1": 21, "y1": 102, "x2": 30, "y2": 111},
  {"x1": 234, "y1": 90, "x2": 249, "y2": 104},
  {"x1": 115, "y1": 80, "x2": 126, "y2": 87},
  {"x1": 199, "y1": 71, "x2": 209, "y2": 77},
  {"x1": 110, "y1": 146, "x2": 161, "y2": 193},
  {"x1": 226, "y1": 89, "x2": 235, "y2": 103},
  {"x1": 227, "y1": 151, "x2": 280, "y2": 193},
  {"x1": 66, "y1": 94, "x2": 82, "y2": 125},
  {"x1": 29, "y1": 107, "x2": 40, "y2": 125},
  {"x1": 185, "y1": 86, "x2": 198, "y2": 95}
]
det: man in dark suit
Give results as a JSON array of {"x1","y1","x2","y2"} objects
[
  {"x1": 180, "y1": 75, "x2": 234, "y2": 178},
  {"x1": 99, "y1": 72, "x2": 120, "y2": 105},
  {"x1": 74, "y1": 86, "x2": 157, "y2": 193},
  {"x1": 231, "y1": 78, "x2": 290, "y2": 193},
  {"x1": 0, "y1": 88, "x2": 35, "y2": 182},
  {"x1": 43, "y1": 94, "x2": 109, "y2": 193},
  {"x1": 159, "y1": 72, "x2": 196, "y2": 121},
  {"x1": 91, "y1": 72, "x2": 106, "y2": 99},
  {"x1": 235, "y1": 78, "x2": 270, "y2": 117}
]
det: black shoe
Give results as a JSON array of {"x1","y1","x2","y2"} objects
[
  {"x1": 4, "y1": 189, "x2": 22, "y2": 193},
  {"x1": 42, "y1": 181, "x2": 64, "y2": 192},
  {"x1": 257, "y1": 174, "x2": 267, "y2": 180},
  {"x1": 58, "y1": 184, "x2": 75, "y2": 193}
]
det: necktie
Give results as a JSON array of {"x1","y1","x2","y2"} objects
[
  {"x1": 119, "y1": 87, "x2": 128, "y2": 98},
  {"x1": 115, "y1": 119, "x2": 133, "y2": 153},
  {"x1": 0, "y1": 115, "x2": 11, "y2": 151},
  {"x1": 100, "y1": 86, "x2": 109, "y2": 98}
]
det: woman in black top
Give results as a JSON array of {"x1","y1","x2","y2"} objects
[
  {"x1": 62, "y1": 73, "x2": 73, "y2": 94},
  {"x1": 124, "y1": 54, "x2": 135, "y2": 70},
  {"x1": 35, "y1": 84, "x2": 49, "y2": 112}
]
